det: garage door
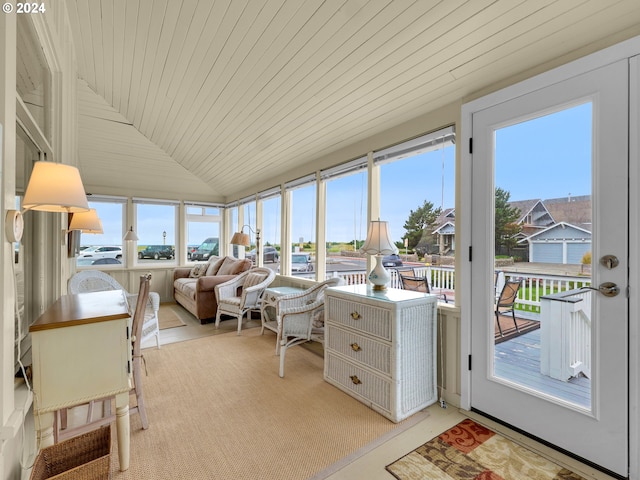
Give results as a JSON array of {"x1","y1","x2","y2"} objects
[
  {"x1": 532, "y1": 242, "x2": 562, "y2": 263},
  {"x1": 567, "y1": 242, "x2": 591, "y2": 264}
]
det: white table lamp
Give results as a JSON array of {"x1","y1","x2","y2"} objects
[{"x1": 360, "y1": 220, "x2": 398, "y2": 290}]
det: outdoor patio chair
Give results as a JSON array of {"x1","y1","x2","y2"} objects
[
  {"x1": 495, "y1": 280, "x2": 522, "y2": 337},
  {"x1": 397, "y1": 271, "x2": 448, "y2": 303}
]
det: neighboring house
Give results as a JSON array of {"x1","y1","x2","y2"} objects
[
  {"x1": 432, "y1": 209, "x2": 456, "y2": 256},
  {"x1": 518, "y1": 196, "x2": 592, "y2": 264},
  {"x1": 520, "y1": 222, "x2": 592, "y2": 264},
  {"x1": 431, "y1": 196, "x2": 592, "y2": 264}
]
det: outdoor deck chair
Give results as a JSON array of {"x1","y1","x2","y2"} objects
[
  {"x1": 495, "y1": 280, "x2": 522, "y2": 337},
  {"x1": 397, "y1": 271, "x2": 448, "y2": 303}
]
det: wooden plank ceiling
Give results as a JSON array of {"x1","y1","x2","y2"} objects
[{"x1": 65, "y1": 0, "x2": 640, "y2": 202}]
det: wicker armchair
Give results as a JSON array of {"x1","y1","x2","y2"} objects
[
  {"x1": 68, "y1": 270, "x2": 161, "y2": 348},
  {"x1": 277, "y1": 277, "x2": 344, "y2": 378},
  {"x1": 215, "y1": 268, "x2": 276, "y2": 335}
]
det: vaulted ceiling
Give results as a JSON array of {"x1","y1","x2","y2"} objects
[{"x1": 66, "y1": 0, "x2": 640, "y2": 202}]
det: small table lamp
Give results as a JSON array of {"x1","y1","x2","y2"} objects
[
  {"x1": 230, "y1": 225, "x2": 260, "y2": 262},
  {"x1": 360, "y1": 220, "x2": 398, "y2": 290}
]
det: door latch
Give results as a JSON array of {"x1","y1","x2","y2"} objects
[{"x1": 600, "y1": 255, "x2": 619, "y2": 269}]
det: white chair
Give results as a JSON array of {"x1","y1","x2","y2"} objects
[
  {"x1": 215, "y1": 268, "x2": 276, "y2": 335},
  {"x1": 278, "y1": 277, "x2": 344, "y2": 378},
  {"x1": 68, "y1": 270, "x2": 161, "y2": 348}
]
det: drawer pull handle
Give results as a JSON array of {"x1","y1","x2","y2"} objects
[
  {"x1": 350, "y1": 311, "x2": 361, "y2": 320},
  {"x1": 350, "y1": 343, "x2": 362, "y2": 352},
  {"x1": 350, "y1": 375, "x2": 362, "y2": 385}
]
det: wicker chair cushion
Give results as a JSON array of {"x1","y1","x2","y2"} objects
[
  {"x1": 243, "y1": 272, "x2": 267, "y2": 288},
  {"x1": 311, "y1": 305, "x2": 325, "y2": 329}
]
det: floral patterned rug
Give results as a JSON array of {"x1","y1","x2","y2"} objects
[{"x1": 386, "y1": 419, "x2": 586, "y2": 480}]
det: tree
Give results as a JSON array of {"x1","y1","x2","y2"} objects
[
  {"x1": 495, "y1": 187, "x2": 521, "y2": 254},
  {"x1": 403, "y1": 200, "x2": 442, "y2": 256}
]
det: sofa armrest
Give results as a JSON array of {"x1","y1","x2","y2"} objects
[{"x1": 174, "y1": 268, "x2": 192, "y2": 281}]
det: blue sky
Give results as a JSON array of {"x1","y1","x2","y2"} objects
[
  {"x1": 83, "y1": 102, "x2": 591, "y2": 248},
  {"x1": 495, "y1": 102, "x2": 591, "y2": 202}
]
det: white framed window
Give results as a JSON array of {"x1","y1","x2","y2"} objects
[
  {"x1": 134, "y1": 199, "x2": 179, "y2": 265},
  {"x1": 185, "y1": 203, "x2": 222, "y2": 262},
  {"x1": 76, "y1": 196, "x2": 126, "y2": 268}
]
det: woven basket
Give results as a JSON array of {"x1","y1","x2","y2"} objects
[{"x1": 30, "y1": 427, "x2": 111, "y2": 480}]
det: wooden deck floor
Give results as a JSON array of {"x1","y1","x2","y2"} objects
[{"x1": 494, "y1": 328, "x2": 591, "y2": 408}]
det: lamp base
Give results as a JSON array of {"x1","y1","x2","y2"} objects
[{"x1": 368, "y1": 254, "x2": 391, "y2": 290}]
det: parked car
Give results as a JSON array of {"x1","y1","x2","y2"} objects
[
  {"x1": 138, "y1": 245, "x2": 174, "y2": 260},
  {"x1": 246, "y1": 246, "x2": 279, "y2": 263},
  {"x1": 291, "y1": 253, "x2": 313, "y2": 272},
  {"x1": 77, "y1": 246, "x2": 123, "y2": 260},
  {"x1": 191, "y1": 237, "x2": 219, "y2": 261},
  {"x1": 91, "y1": 258, "x2": 122, "y2": 265},
  {"x1": 382, "y1": 254, "x2": 403, "y2": 267},
  {"x1": 186, "y1": 245, "x2": 199, "y2": 260}
]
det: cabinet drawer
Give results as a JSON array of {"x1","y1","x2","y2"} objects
[
  {"x1": 326, "y1": 325, "x2": 391, "y2": 375},
  {"x1": 325, "y1": 352, "x2": 391, "y2": 412},
  {"x1": 326, "y1": 297, "x2": 391, "y2": 340}
]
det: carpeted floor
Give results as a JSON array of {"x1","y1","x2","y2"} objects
[
  {"x1": 386, "y1": 418, "x2": 586, "y2": 480},
  {"x1": 110, "y1": 328, "x2": 423, "y2": 479}
]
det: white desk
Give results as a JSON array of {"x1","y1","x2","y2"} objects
[
  {"x1": 30, "y1": 290, "x2": 132, "y2": 471},
  {"x1": 260, "y1": 286, "x2": 307, "y2": 354}
]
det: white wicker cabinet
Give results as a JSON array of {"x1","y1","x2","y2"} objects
[{"x1": 323, "y1": 285, "x2": 437, "y2": 423}]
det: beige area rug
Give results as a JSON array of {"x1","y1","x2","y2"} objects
[
  {"x1": 386, "y1": 419, "x2": 586, "y2": 480},
  {"x1": 110, "y1": 328, "x2": 423, "y2": 479},
  {"x1": 157, "y1": 304, "x2": 187, "y2": 330}
]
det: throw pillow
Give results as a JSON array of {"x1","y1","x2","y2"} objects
[
  {"x1": 217, "y1": 256, "x2": 251, "y2": 276},
  {"x1": 189, "y1": 263, "x2": 208, "y2": 278},
  {"x1": 216, "y1": 256, "x2": 238, "y2": 275},
  {"x1": 205, "y1": 256, "x2": 225, "y2": 276}
]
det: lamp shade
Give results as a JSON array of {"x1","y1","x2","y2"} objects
[
  {"x1": 230, "y1": 232, "x2": 250, "y2": 247},
  {"x1": 360, "y1": 220, "x2": 398, "y2": 255},
  {"x1": 124, "y1": 226, "x2": 139, "y2": 241},
  {"x1": 22, "y1": 161, "x2": 90, "y2": 213},
  {"x1": 68, "y1": 209, "x2": 103, "y2": 234}
]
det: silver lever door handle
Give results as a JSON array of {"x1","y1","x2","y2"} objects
[{"x1": 581, "y1": 282, "x2": 620, "y2": 297}]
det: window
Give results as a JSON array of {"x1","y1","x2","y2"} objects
[
  {"x1": 134, "y1": 199, "x2": 178, "y2": 265},
  {"x1": 185, "y1": 204, "x2": 221, "y2": 261},
  {"x1": 76, "y1": 197, "x2": 126, "y2": 267},
  {"x1": 259, "y1": 187, "x2": 281, "y2": 265},
  {"x1": 237, "y1": 196, "x2": 257, "y2": 255},
  {"x1": 377, "y1": 127, "x2": 456, "y2": 260},
  {"x1": 322, "y1": 157, "x2": 368, "y2": 274},
  {"x1": 228, "y1": 205, "x2": 239, "y2": 257},
  {"x1": 286, "y1": 175, "x2": 316, "y2": 276}
]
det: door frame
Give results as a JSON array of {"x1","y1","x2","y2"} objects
[{"x1": 460, "y1": 35, "x2": 640, "y2": 478}]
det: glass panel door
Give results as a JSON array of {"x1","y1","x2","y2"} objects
[{"x1": 469, "y1": 59, "x2": 628, "y2": 476}]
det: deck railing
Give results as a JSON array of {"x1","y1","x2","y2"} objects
[
  {"x1": 539, "y1": 288, "x2": 592, "y2": 381},
  {"x1": 324, "y1": 264, "x2": 592, "y2": 313}
]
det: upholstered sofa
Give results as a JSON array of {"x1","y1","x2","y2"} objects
[{"x1": 173, "y1": 256, "x2": 252, "y2": 323}]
